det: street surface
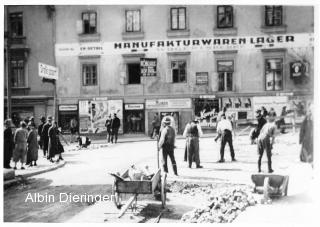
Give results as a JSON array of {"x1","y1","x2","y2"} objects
[{"x1": 4, "y1": 131, "x2": 318, "y2": 223}]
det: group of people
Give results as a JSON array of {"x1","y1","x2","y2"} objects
[
  {"x1": 4, "y1": 115, "x2": 67, "y2": 170},
  {"x1": 105, "y1": 113, "x2": 121, "y2": 144}
]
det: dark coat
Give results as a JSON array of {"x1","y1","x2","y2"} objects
[
  {"x1": 4, "y1": 127, "x2": 14, "y2": 166},
  {"x1": 299, "y1": 116, "x2": 313, "y2": 163},
  {"x1": 27, "y1": 129, "x2": 39, "y2": 162},
  {"x1": 48, "y1": 127, "x2": 64, "y2": 158},
  {"x1": 111, "y1": 117, "x2": 121, "y2": 129}
]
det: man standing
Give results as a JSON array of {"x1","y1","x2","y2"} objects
[
  {"x1": 257, "y1": 112, "x2": 277, "y2": 173},
  {"x1": 105, "y1": 114, "x2": 112, "y2": 143},
  {"x1": 13, "y1": 121, "x2": 28, "y2": 170},
  {"x1": 183, "y1": 119, "x2": 203, "y2": 168},
  {"x1": 27, "y1": 122, "x2": 38, "y2": 167},
  {"x1": 41, "y1": 116, "x2": 53, "y2": 159},
  {"x1": 250, "y1": 110, "x2": 267, "y2": 144},
  {"x1": 4, "y1": 119, "x2": 14, "y2": 168},
  {"x1": 38, "y1": 116, "x2": 46, "y2": 153},
  {"x1": 111, "y1": 113, "x2": 121, "y2": 144},
  {"x1": 158, "y1": 117, "x2": 178, "y2": 175},
  {"x1": 70, "y1": 117, "x2": 78, "y2": 143},
  {"x1": 216, "y1": 114, "x2": 236, "y2": 163}
]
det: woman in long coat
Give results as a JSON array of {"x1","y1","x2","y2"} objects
[
  {"x1": 48, "y1": 122, "x2": 65, "y2": 162},
  {"x1": 299, "y1": 110, "x2": 313, "y2": 164},
  {"x1": 27, "y1": 122, "x2": 38, "y2": 166},
  {"x1": 4, "y1": 119, "x2": 14, "y2": 168}
]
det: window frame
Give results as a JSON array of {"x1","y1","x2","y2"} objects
[
  {"x1": 125, "y1": 9, "x2": 141, "y2": 32},
  {"x1": 171, "y1": 60, "x2": 187, "y2": 83},
  {"x1": 170, "y1": 7, "x2": 187, "y2": 30},
  {"x1": 217, "y1": 5, "x2": 234, "y2": 29},
  {"x1": 82, "y1": 11, "x2": 97, "y2": 34},
  {"x1": 265, "y1": 6, "x2": 283, "y2": 26},
  {"x1": 217, "y1": 60, "x2": 234, "y2": 92},
  {"x1": 82, "y1": 63, "x2": 98, "y2": 86},
  {"x1": 10, "y1": 59, "x2": 26, "y2": 88},
  {"x1": 265, "y1": 58, "x2": 283, "y2": 91},
  {"x1": 10, "y1": 12, "x2": 23, "y2": 37}
]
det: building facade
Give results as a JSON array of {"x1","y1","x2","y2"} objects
[
  {"x1": 4, "y1": 5, "x2": 56, "y2": 127},
  {"x1": 53, "y1": 5, "x2": 314, "y2": 135}
]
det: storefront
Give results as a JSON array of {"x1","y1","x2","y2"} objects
[
  {"x1": 58, "y1": 104, "x2": 78, "y2": 134},
  {"x1": 123, "y1": 104, "x2": 145, "y2": 134},
  {"x1": 145, "y1": 98, "x2": 192, "y2": 135}
]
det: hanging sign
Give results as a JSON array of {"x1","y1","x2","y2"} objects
[{"x1": 140, "y1": 58, "x2": 157, "y2": 77}]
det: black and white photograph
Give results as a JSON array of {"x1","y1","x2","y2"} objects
[{"x1": 1, "y1": 0, "x2": 319, "y2": 224}]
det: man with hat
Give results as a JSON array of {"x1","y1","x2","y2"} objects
[
  {"x1": 250, "y1": 109, "x2": 267, "y2": 144},
  {"x1": 183, "y1": 119, "x2": 203, "y2": 168},
  {"x1": 257, "y1": 111, "x2": 277, "y2": 173},
  {"x1": 158, "y1": 117, "x2": 178, "y2": 175},
  {"x1": 38, "y1": 116, "x2": 46, "y2": 153},
  {"x1": 111, "y1": 113, "x2": 121, "y2": 144},
  {"x1": 41, "y1": 115, "x2": 53, "y2": 159},
  {"x1": 4, "y1": 119, "x2": 14, "y2": 168},
  {"x1": 13, "y1": 121, "x2": 28, "y2": 169},
  {"x1": 27, "y1": 122, "x2": 38, "y2": 166},
  {"x1": 216, "y1": 114, "x2": 236, "y2": 163}
]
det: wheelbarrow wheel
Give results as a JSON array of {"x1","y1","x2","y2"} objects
[
  {"x1": 112, "y1": 181, "x2": 122, "y2": 209},
  {"x1": 161, "y1": 173, "x2": 167, "y2": 208}
]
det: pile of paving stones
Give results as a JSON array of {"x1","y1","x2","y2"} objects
[{"x1": 181, "y1": 186, "x2": 257, "y2": 223}]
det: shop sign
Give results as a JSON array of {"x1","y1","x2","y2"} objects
[
  {"x1": 38, "y1": 62, "x2": 58, "y2": 80},
  {"x1": 125, "y1": 104, "x2": 144, "y2": 110},
  {"x1": 196, "y1": 72, "x2": 208, "y2": 85},
  {"x1": 146, "y1": 98, "x2": 191, "y2": 109},
  {"x1": 199, "y1": 95, "x2": 216, "y2": 99},
  {"x1": 290, "y1": 61, "x2": 304, "y2": 78},
  {"x1": 59, "y1": 105, "x2": 78, "y2": 111},
  {"x1": 140, "y1": 58, "x2": 157, "y2": 77},
  {"x1": 56, "y1": 33, "x2": 314, "y2": 56}
]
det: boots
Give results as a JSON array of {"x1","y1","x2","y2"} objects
[{"x1": 173, "y1": 164, "x2": 178, "y2": 176}]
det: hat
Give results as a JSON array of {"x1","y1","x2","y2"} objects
[
  {"x1": 40, "y1": 116, "x2": 46, "y2": 122},
  {"x1": 4, "y1": 119, "x2": 12, "y2": 127},
  {"x1": 164, "y1": 117, "x2": 171, "y2": 124},
  {"x1": 47, "y1": 115, "x2": 53, "y2": 120}
]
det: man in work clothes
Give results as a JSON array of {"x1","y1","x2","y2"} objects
[
  {"x1": 41, "y1": 116, "x2": 53, "y2": 159},
  {"x1": 257, "y1": 112, "x2": 277, "y2": 173},
  {"x1": 158, "y1": 117, "x2": 178, "y2": 176},
  {"x1": 111, "y1": 113, "x2": 121, "y2": 144},
  {"x1": 183, "y1": 120, "x2": 203, "y2": 168},
  {"x1": 216, "y1": 114, "x2": 236, "y2": 163}
]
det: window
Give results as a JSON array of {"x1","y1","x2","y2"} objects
[
  {"x1": 126, "y1": 10, "x2": 141, "y2": 32},
  {"x1": 82, "y1": 64, "x2": 97, "y2": 86},
  {"x1": 217, "y1": 60, "x2": 233, "y2": 91},
  {"x1": 170, "y1": 7, "x2": 186, "y2": 30},
  {"x1": 265, "y1": 58, "x2": 283, "y2": 91},
  {"x1": 82, "y1": 12, "x2": 97, "y2": 34},
  {"x1": 265, "y1": 6, "x2": 282, "y2": 26},
  {"x1": 128, "y1": 63, "x2": 141, "y2": 84},
  {"x1": 10, "y1": 12, "x2": 23, "y2": 37},
  {"x1": 10, "y1": 60, "x2": 25, "y2": 87},
  {"x1": 217, "y1": 6, "x2": 233, "y2": 28},
  {"x1": 172, "y1": 60, "x2": 186, "y2": 83}
]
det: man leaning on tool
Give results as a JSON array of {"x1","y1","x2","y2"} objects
[{"x1": 158, "y1": 117, "x2": 178, "y2": 176}]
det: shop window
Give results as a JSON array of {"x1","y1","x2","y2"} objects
[
  {"x1": 11, "y1": 59, "x2": 25, "y2": 88},
  {"x1": 265, "y1": 58, "x2": 283, "y2": 91},
  {"x1": 265, "y1": 6, "x2": 282, "y2": 26},
  {"x1": 82, "y1": 64, "x2": 97, "y2": 86},
  {"x1": 126, "y1": 10, "x2": 141, "y2": 32},
  {"x1": 10, "y1": 12, "x2": 23, "y2": 37},
  {"x1": 172, "y1": 60, "x2": 186, "y2": 83},
  {"x1": 82, "y1": 12, "x2": 97, "y2": 34},
  {"x1": 217, "y1": 60, "x2": 233, "y2": 91},
  {"x1": 128, "y1": 63, "x2": 141, "y2": 84},
  {"x1": 217, "y1": 6, "x2": 233, "y2": 28},
  {"x1": 170, "y1": 7, "x2": 186, "y2": 30}
]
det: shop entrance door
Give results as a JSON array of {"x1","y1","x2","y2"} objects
[{"x1": 123, "y1": 110, "x2": 144, "y2": 133}]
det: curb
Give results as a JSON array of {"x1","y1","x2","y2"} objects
[{"x1": 3, "y1": 161, "x2": 66, "y2": 190}]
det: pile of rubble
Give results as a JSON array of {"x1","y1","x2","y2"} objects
[{"x1": 181, "y1": 186, "x2": 257, "y2": 223}]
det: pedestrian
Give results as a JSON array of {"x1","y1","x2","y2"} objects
[
  {"x1": 150, "y1": 113, "x2": 161, "y2": 139},
  {"x1": 257, "y1": 112, "x2": 277, "y2": 173},
  {"x1": 277, "y1": 106, "x2": 287, "y2": 133},
  {"x1": 111, "y1": 113, "x2": 121, "y2": 144},
  {"x1": 183, "y1": 119, "x2": 203, "y2": 168},
  {"x1": 250, "y1": 110, "x2": 267, "y2": 144},
  {"x1": 70, "y1": 117, "x2": 78, "y2": 143},
  {"x1": 41, "y1": 116, "x2": 53, "y2": 159},
  {"x1": 4, "y1": 119, "x2": 14, "y2": 168},
  {"x1": 299, "y1": 106, "x2": 313, "y2": 164},
  {"x1": 38, "y1": 116, "x2": 46, "y2": 152},
  {"x1": 158, "y1": 117, "x2": 178, "y2": 175},
  {"x1": 13, "y1": 121, "x2": 29, "y2": 170},
  {"x1": 261, "y1": 106, "x2": 268, "y2": 118},
  {"x1": 77, "y1": 134, "x2": 92, "y2": 149},
  {"x1": 216, "y1": 114, "x2": 236, "y2": 163},
  {"x1": 26, "y1": 122, "x2": 38, "y2": 167},
  {"x1": 48, "y1": 122, "x2": 66, "y2": 163},
  {"x1": 105, "y1": 114, "x2": 112, "y2": 143},
  {"x1": 183, "y1": 121, "x2": 192, "y2": 162}
]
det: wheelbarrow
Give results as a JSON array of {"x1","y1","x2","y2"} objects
[
  {"x1": 251, "y1": 174, "x2": 289, "y2": 201},
  {"x1": 110, "y1": 168, "x2": 167, "y2": 218}
]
